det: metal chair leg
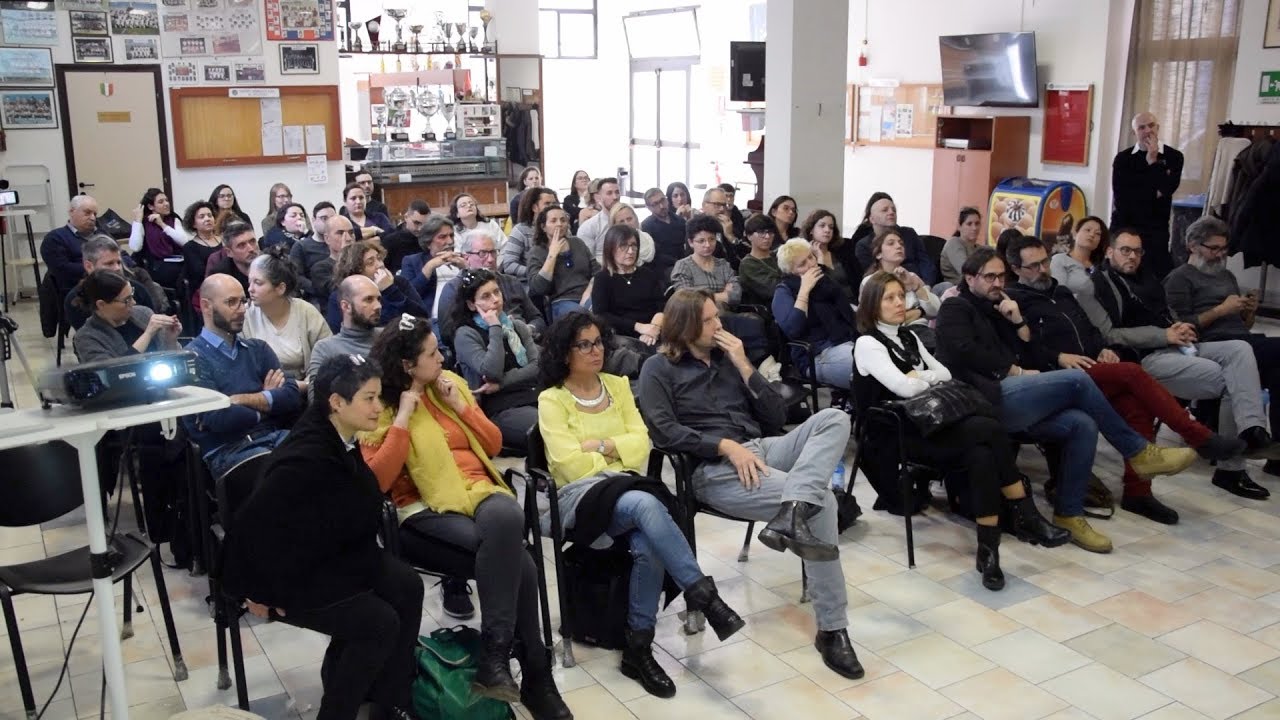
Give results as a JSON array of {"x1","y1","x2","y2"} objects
[
  {"x1": 2, "y1": 589, "x2": 36, "y2": 719},
  {"x1": 800, "y1": 565, "x2": 810, "y2": 604},
  {"x1": 226, "y1": 600, "x2": 250, "y2": 710},
  {"x1": 121, "y1": 573, "x2": 135, "y2": 640},
  {"x1": 738, "y1": 522, "x2": 753, "y2": 563},
  {"x1": 148, "y1": 546, "x2": 188, "y2": 681}
]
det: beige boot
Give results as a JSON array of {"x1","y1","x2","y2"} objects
[
  {"x1": 1128, "y1": 444, "x2": 1197, "y2": 478},
  {"x1": 1052, "y1": 515, "x2": 1113, "y2": 554}
]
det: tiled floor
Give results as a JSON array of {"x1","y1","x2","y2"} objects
[{"x1": 3, "y1": 301, "x2": 1280, "y2": 719}]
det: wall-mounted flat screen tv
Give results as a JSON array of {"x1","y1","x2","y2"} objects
[{"x1": 939, "y1": 32, "x2": 1039, "y2": 108}]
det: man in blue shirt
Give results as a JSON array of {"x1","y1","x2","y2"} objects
[
  {"x1": 40, "y1": 194, "x2": 100, "y2": 294},
  {"x1": 184, "y1": 273, "x2": 301, "y2": 479}
]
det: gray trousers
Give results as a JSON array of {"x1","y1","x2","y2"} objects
[
  {"x1": 1142, "y1": 340, "x2": 1265, "y2": 472},
  {"x1": 693, "y1": 408, "x2": 851, "y2": 631}
]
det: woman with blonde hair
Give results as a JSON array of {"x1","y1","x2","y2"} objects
[
  {"x1": 261, "y1": 182, "x2": 308, "y2": 236},
  {"x1": 605, "y1": 202, "x2": 655, "y2": 266},
  {"x1": 773, "y1": 238, "x2": 857, "y2": 388}
]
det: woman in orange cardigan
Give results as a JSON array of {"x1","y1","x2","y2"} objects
[{"x1": 362, "y1": 315, "x2": 570, "y2": 720}]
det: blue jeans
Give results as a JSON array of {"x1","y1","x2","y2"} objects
[
  {"x1": 605, "y1": 490, "x2": 705, "y2": 631},
  {"x1": 1000, "y1": 370, "x2": 1148, "y2": 516},
  {"x1": 204, "y1": 428, "x2": 288, "y2": 480},
  {"x1": 814, "y1": 341, "x2": 854, "y2": 389},
  {"x1": 550, "y1": 299, "x2": 585, "y2": 321}
]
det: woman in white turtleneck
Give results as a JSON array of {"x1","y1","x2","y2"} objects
[{"x1": 852, "y1": 272, "x2": 1069, "y2": 593}]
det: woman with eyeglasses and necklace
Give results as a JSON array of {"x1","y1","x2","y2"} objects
[
  {"x1": 363, "y1": 318, "x2": 571, "y2": 720},
  {"x1": 537, "y1": 313, "x2": 743, "y2": 698},
  {"x1": 603, "y1": 203, "x2": 655, "y2": 266},
  {"x1": 527, "y1": 205, "x2": 599, "y2": 321},
  {"x1": 591, "y1": 225, "x2": 664, "y2": 346},
  {"x1": 446, "y1": 268, "x2": 540, "y2": 453},
  {"x1": 71, "y1": 269, "x2": 181, "y2": 363},
  {"x1": 449, "y1": 192, "x2": 507, "y2": 248}
]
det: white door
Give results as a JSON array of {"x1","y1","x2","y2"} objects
[{"x1": 58, "y1": 66, "x2": 168, "y2": 216}]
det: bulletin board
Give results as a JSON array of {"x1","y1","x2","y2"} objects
[
  {"x1": 1042, "y1": 84, "x2": 1094, "y2": 166},
  {"x1": 848, "y1": 83, "x2": 946, "y2": 149},
  {"x1": 169, "y1": 85, "x2": 341, "y2": 168}
]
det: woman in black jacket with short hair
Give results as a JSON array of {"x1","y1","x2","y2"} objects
[{"x1": 223, "y1": 355, "x2": 424, "y2": 720}]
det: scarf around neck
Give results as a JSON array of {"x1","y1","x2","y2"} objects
[{"x1": 474, "y1": 312, "x2": 529, "y2": 366}]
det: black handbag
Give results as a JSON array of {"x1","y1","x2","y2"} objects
[
  {"x1": 888, "y1": 380, "x2": 994, "y2": 437},
  {"x1": 559, "y1": 541, "x2": 631, "y2": 649}
]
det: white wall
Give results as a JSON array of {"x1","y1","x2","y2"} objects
[
  {"x1": 842, "y1": 0, "x2": 1125, "y2": 234},
  {"x1": 0, "y1": 9, "x2": 345, "y2": 234}
]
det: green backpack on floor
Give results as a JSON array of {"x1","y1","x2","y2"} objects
[{"x1": 411, "y1": 626, "x2": 513, "y2": 720}]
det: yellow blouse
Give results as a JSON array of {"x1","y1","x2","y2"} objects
[{"x1": 537, "y1": 373, "x2": 651, "y2": 487}]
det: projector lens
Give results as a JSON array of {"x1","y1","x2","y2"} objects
[{"x1": 148, "y1": 364, "x2": 174, "y2": 382}]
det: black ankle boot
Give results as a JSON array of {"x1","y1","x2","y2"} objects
[
  {"x1": 1008, "y1": 496, "x2": 1070, "y2": 547},
  {"x1": 620, "y1": 627, "x2": 675, "y2": 698},
  {"x1": 976, "y1": 524, "x2": 1005, "y2": 591},
  {"x1": 757, "y1": 500, "x2": 839, "y2": 562},
  {"x1": 472, "y1": 630, "x2": 519, "y2": 703},
  {"x1": 520, "y1": 649, "x2": 573, "y2": 720},
  {"x1": 684, "y1": 577, "x2": 745, "y2": 641}
]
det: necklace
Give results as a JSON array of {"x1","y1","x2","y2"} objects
[
  {"x1": 617, "y1": 269, "x2": 635, "y2": 285},
  {"x1": 568, "y1": 379, "x2": 608, "y2": 407}
]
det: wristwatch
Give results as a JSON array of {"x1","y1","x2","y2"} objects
[{"x1": 597, "y1": 440, "x2": 607, "y2": 454}]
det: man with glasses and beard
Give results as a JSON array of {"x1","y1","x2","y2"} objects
[
  {"x1": 185, "y1": 274, "x2": 301, "y2": 479},
  {"x1": 1164, "y1": 216, "x2": 1280, "y2": 479}
]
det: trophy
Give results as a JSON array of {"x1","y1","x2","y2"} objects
[
  {"x1": 434, "y1": 11, "x2": 449, "y2": 52},
  {"x1": 468, "y1": 27, "x2": 479, "y2": 54},
  {"x1": 441, "y1": 88, "x2": 456, "y2": 140},
  {"x1": 386, "y1": 9, "x2": 407, "y2": 52},
  {"x1": 409, "y1": 24, "x2": 424, "y2": 53},
  {"x1": 373, "y1": 104, "x2": 387, "y2": 141},
  {"x1": 479, "y1": 9, "x2": 492, "y2": 52},
  {"x1": 454, "y1": 22, "x2": 467, "y2": 53},
  {"x1": 365, "y1": 15, "x2": 382, "y2": 51},
  {"x1": 417, "y1": 87, "x2": 440, "y2": 141},
  {"x1": 347, "y1": 20, "x2": 363, "y2": 52}
]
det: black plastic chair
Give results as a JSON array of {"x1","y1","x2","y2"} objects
[
  {"x1": 523, "y1": 423, "x2": 580, "y2": 666},
  {"x1": 0, "y1": 440, "x2": 187, "y2": 718},
  {"x1": 784, "y1": 338, "x2": 850, "y2": 413}
]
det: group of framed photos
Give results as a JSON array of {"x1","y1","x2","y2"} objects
[{"x1": 0, "y1": 46, "x2": 56, "y2": 129}]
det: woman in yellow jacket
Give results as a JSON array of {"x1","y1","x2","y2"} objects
[
  {"x1": 363, "y1": 315, "x2": 570, "y2": 720},
  {"x1": 536, "y1": 312, "x2": 744, "y2": 700}
]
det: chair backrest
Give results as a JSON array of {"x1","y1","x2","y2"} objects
[
  {"x1": 0, "y1": 441, "x2": 85, "y2": 527},
  {"x1": 525, "y1": 423, "x2": 550, "y2": 478},
  {"x1": 213, "y1": 453, "x2": 271, "y2": 535},
  {"x1": 920, "y1": 234, "x2": 947, "y2": 274}
]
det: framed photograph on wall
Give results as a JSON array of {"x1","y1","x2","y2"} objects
[
  {"x1": 72, "y1": 36, "x2": 114, "y2": 63},
  {"x1": 265, "y1": 0, "x2": 334, "y2": 41},
  {"x1": 0, "y1": 89, "x2": 58, "y2": 129},
  {"x1": 279, "y1": 43, "x2": 318, "y2": 74},
  {"x1": 0, "y1": 47, "x2": 54, "y2": 87},
  {"x1": 0, "y1": 5, "x2": 59, "y2": 45},
  {"x1": 124, "y1": 37, "x2": 160, "y2": 61},
  {"x1": 69, "y1": 10, "x2": 109, "y2": 35},
  {"x1": 1269, "y1": 0, "x2": 1280, "y2": 48}
]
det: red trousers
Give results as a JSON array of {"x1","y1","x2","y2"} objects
[{"x1": 1085, "y1": 362, "x2": 1211, "y2": 496}]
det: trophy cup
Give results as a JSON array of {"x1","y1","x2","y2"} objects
[
  {"x1": 348, "y1": 20, "x2": 363, "y2": 52},
  {"x1": 454, "y1": 22, "x2": 467, "y2": 53},
  {"x1": 409, "y1": 24, "x2": 424, "y2": 53},
  {"x1": 479, "y1": 9, "x2": 492, "y2": 53},
  {"x1": 468, "y1": 27, "x2": 479, "y2": 54},
  {"x1": 386, "y1": 9, "x2": 407, "y2": 52},
  {"x1": 373, "y1": 104, "x2": 387, "y2": 141},
  {"x1": 441, "y1": 88, "x2": 456, "y2": 140},
  {"x1": 365, "y1": 15, "x2": 382, "y2": 51},
  {"x1": 434, "y1": 11, "x2": 449, "y2": 52},
  {"x1": 417, "y1": 87, "x2": 440, "y2": 141}
]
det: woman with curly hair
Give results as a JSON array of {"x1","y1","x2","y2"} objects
[{"x1": 323, "y1": 239, "x2": 429, "y2": 332}]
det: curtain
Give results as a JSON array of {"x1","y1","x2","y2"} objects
[{"x1": 1121, "y1": 0, "x2": 1241, "y2": 197}]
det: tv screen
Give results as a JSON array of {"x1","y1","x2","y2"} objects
[
  {"x1": 730, "y1": 41, "x2": 765, "y2": 102},
  {"x1": 939, "y1": 32, "x2": 1038, "y2": 108}
]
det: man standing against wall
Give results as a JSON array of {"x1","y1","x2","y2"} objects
[{"x1": 1111, "y1": 112, "x2": 1184, "y2": 279}]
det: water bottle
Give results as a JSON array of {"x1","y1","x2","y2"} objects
[
  {"x1": 1179, "y1": 343, "x2": 1197, "y2": 356},
  {"x1": 831, "y1": 458, "x2": 847, "y2": 491}
]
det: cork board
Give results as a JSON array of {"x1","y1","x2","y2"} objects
[{"x1": 169, "y1": 85, "x2": 340, "y2": 168}]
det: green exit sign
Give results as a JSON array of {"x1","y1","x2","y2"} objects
[{"x1": 1261, "y1": 71, "x2": 1280, "y2": 102}]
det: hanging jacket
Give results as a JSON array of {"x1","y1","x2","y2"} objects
[
  {"x1": 1225, "y1": 137, "x2": 1274, "y2": 240},
  {"x1": 1229, "y1": 138, "x2": 1280, "y2": 267}
]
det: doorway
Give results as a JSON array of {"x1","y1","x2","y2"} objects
[
  {"x1": 55, "y1": 65, "x2": 170, "y2": 214},
  {"x1": 623, "y1": 7, "x2": 701, "y2": 199}
]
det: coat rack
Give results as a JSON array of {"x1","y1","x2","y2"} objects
[{"x1": 1216, "y1": 121, "x2": 1279, "y2": 317}]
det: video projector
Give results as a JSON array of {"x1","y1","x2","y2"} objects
[{"x1": 39, "y1": 350, "x2": 199, "y2": 408}]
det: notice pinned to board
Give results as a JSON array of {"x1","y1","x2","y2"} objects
[
  {"x1": 283, "y1": 125, "x2": 304, "y2": 155},
  {"x1": 304, "y1": 124, "x2": 326, "y2": 154},
  {"x1": 306, "y1": 155, "x2": 328, "y2": 184},
  {"x1": 261, "y1": 125, "x2": 283, "y2": 156}
]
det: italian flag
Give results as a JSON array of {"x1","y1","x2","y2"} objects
[{"x1": 100, "y1": 82, "x2": 114, "y2": 97}]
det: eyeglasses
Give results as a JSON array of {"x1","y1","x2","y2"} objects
[
  {"x1": 222, "y1": 297, "x2": 248, "y2": 309},
  {"x1": 617, "y1": 243, "x2": 639, "y2": 251},
  {"x1": 1201, "y1": 243, "x2": 1229, "y2": 254},
  {"x1": 977, "y1": 272, "x2": 1006, "y2": 284},
  {"x1": 109, "y1": 294, "x2": 137, "y2": 306},
  {"x1": 1018, "y1": 258, "x2": 1050, "y2": 272},
  {"x1": 466, "y1": 249, "x2": 497, "y2": 258},
  {"x1": 691, "y1": 236, "x2": 717, "y2": 246},
  {"x1": 217, "y1": 193, "x2": 234, "y2": 199},
  {"x1": 275, "y1": 193, "x2": 292, "y2": 200},
  {"x1": 1115, "y1": 246, "x2": 1145, "y2": 257},
  {"x1": 571, "y1": 338, "x2": 605, "y2": 353},
  {"x1": 704, "y1": 200, "x2": 728, "y2": 209}
]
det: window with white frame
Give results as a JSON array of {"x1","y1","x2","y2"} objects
[{"x1": 539, "y1": 0, "x2": 598, "y2": 59}]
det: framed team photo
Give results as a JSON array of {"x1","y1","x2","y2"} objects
[
  {"x1": 279, "y1": 43, "x2": 318, "y2": 75},
  {"x1": 0, "y1": 89, "x2": 58, "y2": 129}
]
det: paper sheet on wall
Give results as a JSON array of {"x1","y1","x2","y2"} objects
[
  {"x1": 260, "y1": 98, "x2": 281, "y2": 125},
  {"x1": 895, "y1": 105, "x2": 914, "y2": 136},
  {"x1": 282, "y1": 125, "x2": 304, "y2": 155},
  {"x1": 864, "y1": 106, "x2": 882, "y2": 142},
  {"x1": 304, "y1": 124, "x2": 326, "y2": 154},
  {"x1": 307, "y1": 155, "x2": 328, "y2": 184},
  {"x1": 880, "y1": 103, "x2": 897, "y2": 141},
  {"x1": 261, "y1": 126, "x2": 282, "y2": 155}
]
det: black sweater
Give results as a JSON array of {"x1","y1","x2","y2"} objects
[
  {"x1": 935, "y1": 286, "x2": 1054, "y2": 405},
  {"x1": 221, "y1": 410, "x2": 385, "y2": 610},
  {"x1": 1110, "y1": 145, "x2": 1183, "y2": 233},
  {"x1": 591, "y1": 265, "x2": 665, "y2": 337}
]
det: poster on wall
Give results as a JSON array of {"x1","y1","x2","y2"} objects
[
  {"x1": 0, "y1": 47, "x2": 54, "y2": 87},
  {"x1": 109, "y1": 1, "x2": 159, "y2": 35},
  {"x1": 0, "y1": 89, "x2": 57, "y2": 129},
  {"x1": 69, "y1": 10, "x2": 109, "y2": 35},
  {"x1": 166, "y1": 59, "x2": 198, "y2": 84},
  {"x1": 124, "y1": 37, "x2": 161, "y2": 61},
  {"x1": 202, "y1": 61, "x2": 230, "y2": 82},
  {"x1": 160, "y1": 0, "x2": 260, "y2": 60},
  {"x1": 72, "y1": 36, "x2": 113, "y2": 63},
  {"x1": 265, "y1": 0, "x2": 334, "y2": 41},
  {"x1": 0, "y1": 5, "x2": 59, "y2": 46},
  {"x1": 1042, "y1": 83, "x2": 1093, "y2": 166}
]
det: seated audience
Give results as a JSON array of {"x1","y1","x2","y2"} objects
[
  {"x1": 242, "y1": 253, "x2": 331, "y2": 396},
  {"x1": 591, "y1": 225, "x2": 665, "y2": 346},
  {"x1": 671, "y1": 214, "x2": 741, "y2": 307},
  {"x1": 737, "y1": 214, "x2": 781, "y2": 307},
  {"x1": 804, "y1": 209, "x2": 859, "y2": 300},
  {"x1": 209, "y1": 184, "x2": 252, "y2": 226},
  {"x1": 701, "y1": 187, "x2": 743, "y2": 267},
  {"x1": 538, "y1": 313, "x2": 744, "y2": 697},
  {"x1": 500, "y1": 186, "x2": 559, "y2": 280},
  {"x1": 939, "y1": 207, "x2": 983, "y2": 286},
  {"x1": 71, "y1": 269, "x2": 181, "y2": 363},
  {"x1": 327, "y1": 239, "x2": 430, "y2": 333},
  {"x1": 576, "y1": 177, "x2": 622, "y2": 257},
  {"x1": 437, "y1": 227, "x2": 544, "y2": 337},
  {"x1": 206, "y1": 221, "x2": 260, "y2": 296},
  {"x1": 774, "y1": 238, "x2": 856, "y2": 388},
  {"x1": 354, "y1": 171, "x2": 390, "y2": 219},
  {"x1": 399, "y1": 214, "x2": 465, "y2": 325},
  {"x1": 768, "y1": 195, "x2": 800, "y2": 240},
  {"x1": 561, "y1": 169, "x2": 591, "y2": 233},
  {"x1": 184, "y1": 274, "x2": 301, "y2": 479},
  {"x1": 1164, "y1": 216, "x2": 1280, "y2": 478},
  {"x1": 852, "y1": 192, "x2": 937, "y2": 285},
  {"x1": 41, "y1": 194, "x2": 100, "y2": 296},
  {"x1": 65, "y1": 235, "x2": 156, "y2": 330},
  {"x1": 1050, "y1": 216, "x2": 1109, "y2": 299},
  {"x1": 638, "y1": 289, "x2": 862, "y2": 679},
  {"x1": 508, "y1": 165, "x2": 543, "y2": 221},
  {"x1": 308, "y1": 275, "x2": 382, "y2": 393},
  {"x1": 259, "y1": 183, "x2": 303, "y2": 237},
  {"x1": 936, "y1": 247, "x2": 1199, "y2": 552},
  {"x1": 446, "y1": 269, "x2": 540, "y2": 453},
  {"x1": 312, "y1": 214, "x2": 360, "y2": 306},
  {"x1": 362, "y1": 319, "x2": 570, "y2": 718},
  {"x1": 860, "y1": 229, "x2": 942, "y2": 349},
  {"x1": 527, "y1": 206, "x2": 599, "y2": 321},
  {"x1": 342, "y1": 181, "x2": 394, "y2": 239},
  {"x1": 719, "y1": 183, "x2": 747, "y2": 239},
  {"x1": 665, "y1": 182, "x2": 694, "y2": 220},
  {"x1": 379, "y1": 199, "x2": 431, "y2": 273},
  {"x1": 450, "y1": 192, "x2": 507, "y2": 249},
  {"x1": 290, "y1": 202, "x2": 339, "y2": 299},
  {"x1": 576, "y1": 178, "x2": 603, "y2": 229},
  {"x1": 127, "y1": 188, "x2": 187, "y2": 288},
  {"x1": 854, "y1": 272, "x2": 1067, "y2": 590},
  {"x1": 223, "y1": 354, "x2": 423, "y2": 720},
  {"x1": 603, "y1": 202, "x2": 655, "y2": 266},
  {"x1": 1088, "y1": 228, "x2": 1280, "y2": 501},
  {"x1": 641, "y1": 187, "x2": 687, "y2": 281},
  {"x1": 180, "y1": 201, "x2": 221, "y2": 304},
  {"x1": 260, "y1": 202, "x2": 310, "y2": 254}
]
